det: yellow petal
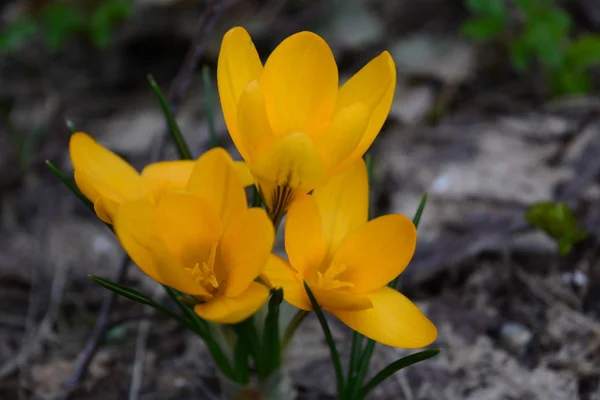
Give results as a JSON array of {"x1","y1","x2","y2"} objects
[
  {"x1": 310, "y1": 286, "x2": 373, "y2": 311},
  {"x1": 237, "y1": 80, "x2": 278, "y2": 162},
  {"x1": 233, "y1": 161, "x2": 254, "y2": 187},
  {"x1": 93, "y1": 196, "x2": 117, "y2": 224},
  {"x1": 75, "y1": 169, "x2": 122, "y2": 224},
  {"x1": 261, "y1": 254, "x2": 311, "y2": 311},
  {"x1": 219, "y1": 207, "x2": 274, "y2": 297},
  {"x1": 260, "y1": 32, "x2": 338, "y2": 137},
  {"x1": 113, "y1": 199, "x2": 157, "y2": 278},
  {"x1": 70, "y1": 132, "x2": 146, "y2": 222},
  {"x1": 285, "y1": 194, "x2": 326, "y2": 276},
  {"x1": 312, "y1": 159, "x2": 368, "y2": 256},
  {"x1": 335, "y1": 52, "x2": 396, "y2": 171},
  {"x1": 253, "y1": 132, "x2": 327, "y2": 189},
  {"x1": 113, "y1": 199, "x2": 208, "y2": 296},
  {"x1": 150, "y1": 237, "x2": 213, "y2": 297},
  {"x1": 217, "y1": 27, "x2": 263, "y2": 161},
  {"x1": 186, "y1": 148, "x2": 248, "y2": 230},
  {"x1": 141, "y1": 160, "x2": 195, "y2": 201},
  {"x1": 333, "y1": 286, "x2": 437, "y2": 348},
  {"x1": 334, "y1": 214, "x2": 416, "y2": 294},
  {"x1": 152, "y1": 192, "x2": 221, "y2": 271},
  {"x1": 315, "y1": 103, "x2": 369, "y2": 172},
  {"x1": 194, "y1": 281, "x2": 269, "y2": 324}
]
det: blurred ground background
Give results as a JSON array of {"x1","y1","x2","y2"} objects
[{"x1": 2, "y1": 0, "x2": 600, "y2": 399}]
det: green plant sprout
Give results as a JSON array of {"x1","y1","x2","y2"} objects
[
  {"x1": 462, "y1": 0, "x2": 600, "y2": 95},
  {"x1": 0, "y1": 0, "x2": 133, "y2": 53},
  {"x1": 526, "y1": 201, "x2": 588, "y2": 255}
]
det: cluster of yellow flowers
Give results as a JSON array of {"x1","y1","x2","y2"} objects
[{"x1": 70, "y1": 27, "x2": 436, "y2": 349}]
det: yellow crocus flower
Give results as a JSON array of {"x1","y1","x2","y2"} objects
[
  {"x1": 261, "y1": 160, "x2": 437, "y2": 348},
  {"x1": 113, "y1": 148, "x2": 275, "y2": 323},
  {"x1": 217, "y1": 27, "x2": 396, "y2": 223},
  {"x1": 69, "y1": 132, "x2": 252, "y2": 224}
]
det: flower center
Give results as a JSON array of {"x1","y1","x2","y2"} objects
[
  {"x1": 259, "y1": 184, "x2": 295, "y2": 227},
  {"x1": 185, "y1": 243, "x2": 220, "y2": 299},
  {"x1": 313, "y1": 261, "x2": 354, "y2": 291}
]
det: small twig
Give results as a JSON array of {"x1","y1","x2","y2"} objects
[
  {"x1": 128, "y1": 319, "x2": 152, "y2": 400},
  {"x1": 0, "y1": 250, "x2": 69, "y2": 379},
  {"x1": 129, "y1": 286, "x2": 162, "y2": 400},
  {"x1": 58, "y1": 256, "x2": 129, "y2": 399}
]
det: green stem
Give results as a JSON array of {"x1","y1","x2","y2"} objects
[
  {"x1": 282, "y1": 310, "x2": 308, "y2": 350},
  {"x1": 234, "y1": 318, "x2": 264, "y2": 376},
  {"x1": 163, "y1": 286, "x2": 236, "y2": 380},
  {"x1": 147, "y1": 74, "x2": 193, "y2": 160},
  {"x1": 303, "y1": 282, "x2": 345, "y2": 397},
  {"x1": 357, "y1": 349, "x2": 440, "y2": 399},
  {"x1": 46, "y1": 161, "x2": 93, "y2": 210},
  {"x1": 202, "y1": 65, "x2": 218, "y2": 149},
  {"x1": 345, "y1": 331, "x2": 364, "y2": 397}
]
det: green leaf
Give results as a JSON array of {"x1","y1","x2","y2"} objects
[
  {"x1": 353, "y1": 193, "x2": 431, "y2": 398},
  {"x1": 147, "y1": 74, "x2": 193, "y2": 160},
  {"x1": 526, "y1": 201, "x2": 587, "y2": 255},
  {"x1": 549, "y1": 68, "x2": 591, "y2": 96},
  {"x1": 510, "y1": 38, "x2": 533, "y2": 72},
  {"x1": 89, "y1": 275, "x2": 187, "y2": 323},
  {"x1": 461, "y1": 18, "x2": 505, "y2": 41},
  {"x1": 45, "y1": 160, "x2": 94, "y2": 211},
  {"x1": 233, "y1": 334, "x2": 250, "y2": 384},
  {"x1": 465, "y1": 0, "x2": 506, "y2": 17},
  {"x1": 412, "y1": 192, "x2": 428, "y2": 229},
  {"x1": 303, "y1": 282, "x2": 345, "y2": 397},
  {"x1": 40, "y1": 3, "x2": 86, "y2": 51},
  {"x1": 163, "y1": 286, "x2": 237, "y2": 380},
  {"x1": 0, "y1": 17, "x2": 38, "y2": 53},
  {"x1": 345, "y1": 331, "x2": 364, "y2": 398},
  {"x1": 461, "y1": 0, "x2": 507, "y2": 40},
  {"x1": 565, "y1": 35, "x2": 600, "y2": 70},
  {"x1": 357, "y1": 350, "x2": 440, "y2": 399},
  {"x1": 389, "y1": 192, "x2": 428, "y2": 289},
  {"x1": 262, "y1": 288, "x2": 283, "y2": 376},
  {"x1": 202, "y1": 65, "x2": 218, "y2": 149},
  {"x1": 89, "y1": 0, "x2": 133, "y2": 48}
]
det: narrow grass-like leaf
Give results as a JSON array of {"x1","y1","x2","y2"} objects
[
  {"x1": 282, "y1": 310, "x2": 308, "y2": 349},
  {"x1": 304, "y1": 282, "x2": 345, "y2": 397},
  {"x1": 411, "y1": 192, "x2": 428, "y2": 228},
  {"x1": 46, "y1": 160, "x2": 93, "y2": 210},
  {"x1": 252, "y1": 185, "x2": 262, "y2": 208},
  {"x1": 357, "y1": 350, "x2": 440, "y2": 399},
  {"x1": 389, "y1": 192, "x2": 428, "y2": 289},
  {"x1": 353, "y1": 193, "x2": 430, "y2": 398},
  {"x1": 345, "y1": 331, "x2": 364, "y2": 398},
  {"x1": 233, "y1": 335, "x2": 250, "y2": 384},
  {"x1": 350, "y1": 339, "x2": 375, "y2": 399},
  {"x1": 147, "y1": 74, "x2": 193, "y2": 160},
  {"x1": 202, "y1": 65, "x2": 218, "y2": 149},
  {"x1": 262, "y1": 288, "x2": 283, "y2": 376},
  {"x1": 89, "y1": 275, "x2": 188, "y2": 325},
  {"x1": 163, "y1": 285, "x2": 236, "y2": 379}
]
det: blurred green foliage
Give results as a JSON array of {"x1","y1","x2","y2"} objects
[
  {"x1": 462, "y1": 0, "x2": 600, "y2": 96},
  {"x1": 0, "y1": 0, "x2": 133, "y2": 53},
  {"x1": 526, "y1": 201, "x2": 587, "y2": 256}
]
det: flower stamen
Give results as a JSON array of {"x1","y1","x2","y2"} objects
[
  {"x1": 185, "y1": 243, "x2": 220, "y2": 297},
  {"x1": 315, "y1": 262, "x2": 354, "y2": 290}
]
